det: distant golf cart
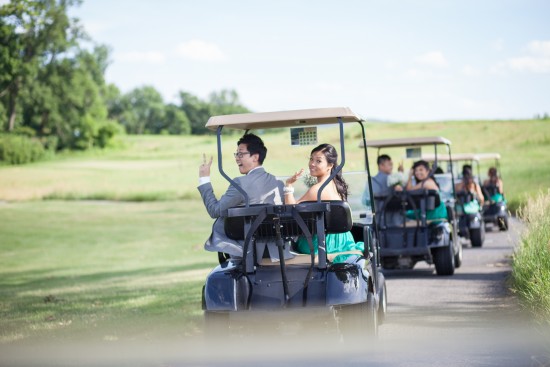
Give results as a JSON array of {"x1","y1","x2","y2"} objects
[
  {"x1": 422, "y1": 153, "x2": 485, "y2": 248},
  {"x1": 477, "y1": 153, "x2": 509, "y2": 231},
  {"x1": 201, "y1": 107, "x2": 386, "y2": 340},
  {"x1": 365, "y1": 137, "x2": 462, "y2": 275}
]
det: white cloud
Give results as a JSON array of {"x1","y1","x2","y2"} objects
[
  {"x1": 494, "y1": 40, "x2": 550, "y2": 74},
  {"x1": 176, "y1": 40, "x2": 227, "y2": 62},
  {"x1": 527, "y1": 40, "x2": 550, "y2": 56},
  {"x1": 507, "y1": 57, "x2": 550, "y2": 73},
  {"x1": 115, "y1": 51, "x2": 165, "y2": 64},
  {"x1": 414, "y1": 51, "x2": 449, "y2": 68},
  {"x1": 461, "y1": 65, "x2": 481, "y2": 77}
]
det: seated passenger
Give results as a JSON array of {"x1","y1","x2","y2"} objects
[
  {"x1": 455, "y1": 165, "x2": 484, "y2": 213},
  {"x1": 483, "y1": 167, "x2": 505, "y2": 203},
  {"x1": 284, "y1": 143, "x2": 364, "y2": 261},
  {"x1": 396, "y1": 160, "x2": 447, "y2": 220}
]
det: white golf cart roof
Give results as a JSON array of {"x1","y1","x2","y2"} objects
[
  {"x1": 363, "y1": 136, "x2": 451, "y2": 148},
  {"x1": 205, "y1": 107, "x2": 362, "y2": 131},
  {"x1": 421, "y1": 152, "x2": 479, "y2": 162},
  {"x1": 475, "y1": 153, "x2": 501, "y2": 160}
]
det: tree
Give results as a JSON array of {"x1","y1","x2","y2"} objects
[
  {"x1": 178, "y1": 89, "x2": 250, "y2": 135},
  {"x1": 115, "y1": 86, "x2": 166, "y2": 135},
  {"x1": 0, "y1": 0, "x2": 84, "y2": 132}
]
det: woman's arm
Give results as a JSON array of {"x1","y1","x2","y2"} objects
[{"x1": 475, "y1": 183, "x2": 485, "y2": 205}]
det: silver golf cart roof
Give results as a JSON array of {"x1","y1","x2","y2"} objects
[
  {"x1": 205, "y1": 107, "x2": 362, "y2": 131},
  {"x1": 363, "y1": 136, "x2": 451, "y2": 148},
  {"x1": 421, "y1": 152, "x2": 479, "y2": 162},
  {"x1": 475, "y1": 153, "x2": 501, "y2": 160}
]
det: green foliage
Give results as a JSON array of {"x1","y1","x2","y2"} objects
[
  {"x1": 512, "y1": 190, "x2": 550, "y2": 324},
  {"x1": 0, "y1": 1, "x2": 120, "y2": 154},
  {"x1": 178, "y1": 89, "x2": 250, "y2": 135},
  {"x1": 0, "y1": 134, "x2": 46, "y2": 164}
]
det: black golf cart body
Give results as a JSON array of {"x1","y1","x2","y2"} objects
[
  {"x1": 201, "y1": 107, "x2": 386, "y2": 338},
  {"x1": 422, "y1": 152, "x2": 485, "y2": 247},
  {"x1": 365, "y1": 137, "x2": 462, "y2": 276},
  {"x1": 476, "y1": 153, "x2": 508, "y2": 231}
]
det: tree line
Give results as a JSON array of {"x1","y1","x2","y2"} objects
[{"x1": 0, "y1": 0, "x2": 249, "y2": 163}]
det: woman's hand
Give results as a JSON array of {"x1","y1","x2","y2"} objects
[
  {"x1": 285, "y1": 168, "x2": 304, "y2": 186},
  {"x1": 199, "y1": 153, "x2": 213, "y2": 177}
]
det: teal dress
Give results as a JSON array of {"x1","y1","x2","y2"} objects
[
  {"x1": 405, "y1": 193, "x2": 448, "y2": 221},
  {"x1": 296, "y1": 232, "x2": 364, "y2": 263}
]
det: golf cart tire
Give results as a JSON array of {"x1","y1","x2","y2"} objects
[
  {"x1": 338, "y1": 293, "x2": 377, "y2": 342},
  {"x1": 377, "y1": 276, "x2": 387, "y2": 326},
  {"x1": 498, "y1": 216, "x2": 509, "y2": 231},
  {"x1": 470, "y1": 228, "x2": 484, "y2": 248},
  {"x1": 453, "y1": 234, "x2": 463, "y2": 269},
  {"x1": 433, "y1": 245, "x2": 455, "y2": 276}
]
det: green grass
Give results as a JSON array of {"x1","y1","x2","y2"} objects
[
  {"x1": 512, "y1": 190, "x2": 550, "y2": 324},
  {"x1": 0, "y1": 200, "x2": 216, "y2": 343},
  {"x1": 1, "y1": 119, "x2": 550, "y2": 343}
]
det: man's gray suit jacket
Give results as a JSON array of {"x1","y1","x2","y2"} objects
[{"x1": 197, "y1": 167, "x2": 284, "y2": 257}]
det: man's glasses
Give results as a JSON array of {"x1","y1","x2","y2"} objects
[{"x1": 233, "y1": 151, "x2": 251, "y2": 158}]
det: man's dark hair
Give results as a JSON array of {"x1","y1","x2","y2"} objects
[
  {"x1": 377, "y1": 154, "x2": 391, "y2": 166},
  {"x1": 237, "y1": 133, "x2": 267, "y2": 164}
]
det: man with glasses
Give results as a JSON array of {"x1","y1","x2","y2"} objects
[{"x1": 198, "y1": 133, "x2": 284, "y2": 258}]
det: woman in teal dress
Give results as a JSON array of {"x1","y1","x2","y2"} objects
[
  {"x1": 483, "y1": 167, "x2": 506, "y2": 203},
  {"x1": 283, "y1": 144, "x2": 364, "y2": 261},
  {"x1": 396, "y1": 160, "x2": 448, "y2": 220},
  {"x1": 455, "y1": 165, "x2": 485, "y2": 214}
]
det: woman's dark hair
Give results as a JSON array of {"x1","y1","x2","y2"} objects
[
  {"x1": 462, "y1": 165, "x2": 474, "y2": 188},
  {"x1": 311, "y1": 143, "x2": 349, "y2": 201},
  {"x1": 413, "y1": 159, "x2": 439, "y2": 188},
  {"x1": 237, "y1": 133, "x2": 267, "y2": 164},
  {"x1": 488, "y1": 167, "x2": 498, "y2": 184}
]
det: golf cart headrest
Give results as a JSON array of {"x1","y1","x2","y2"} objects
[
  {"x1": 407, "y1": 189, "x2": 440, "y2": 210},
  {"x1": 223, "y1": 201, "x2": 352, "y2": 241},
  {"x1": 375, "y1": 189, "x2": 440, "y2": 212}
]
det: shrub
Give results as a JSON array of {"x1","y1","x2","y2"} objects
[
  {"x1": 0, "y1": 134, "x2": 47, "y2": 165},
  {"x1": 512, "y1": 190, "x2": 550, "y2": 324}
]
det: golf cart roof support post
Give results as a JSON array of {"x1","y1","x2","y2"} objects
[
  {"x1": 446, "y1": 143, "x2": 457, "y2": 202},
  {"x1": 359, "y1": 120, "x2": 376, "y2": 215},
  {"x1": 216, "y1": 126, "x2": 250, "y2": 207},
  {"x1": 316, "y1": 117, "x2": 346, "y2": 202},
  {"x1": 433, "y1": 144, "x2": 439, "y2": 172}
]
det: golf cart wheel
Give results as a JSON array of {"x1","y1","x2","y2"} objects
[
  {"x1": 377, "y1": 277, "x2": 387, "y2": 326},
  {"x1": 453, "y1": 234, "x2": 463, "y2": 269},
  {"x1": 338, "y1": 293, "x2": 377, "y2": 342},
  {"x1": 498, "y1": 216, "x2": 509, "y2": 231},
  {"x1": 204, "y1": 311, "x2": 229, "y2": 338},
  {"x1": 470, "y1": 227, "x2": 484, "y2": 248},
  {"x1": 433, "y1": 245, "x2": 455, "y2": 276}
]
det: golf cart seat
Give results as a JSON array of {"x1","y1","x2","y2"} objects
[
  {"x1": 224, "y1": 201, "x2": 353, "y2": 241},
  {"x1": 223, "y1": 201, "x2": 355, "y2": 266}
]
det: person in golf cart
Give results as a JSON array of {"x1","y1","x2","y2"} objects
[
  {"x1": 284, "y1": 143, "x2": 364, "y2": 262},
  {"x1": 455, "y1": 164, "x2": 485, "y2": 214},
  {"x1": 395, "y1": 159, "x2": 448, "y2": 221},
  {"x1": 197, "y1": 133, "x2": 284, "y2": 258},
  {"x1": 483, "y1": 167, "x2": 505, "y2": 203}
]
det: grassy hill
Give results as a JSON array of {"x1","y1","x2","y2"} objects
[{"x1": 1, "y1": 119, "x2": 549, "y2": 343}]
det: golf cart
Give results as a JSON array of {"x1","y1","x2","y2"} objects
[
  {"x1": 422, "y1": 153, "x2": 485, "y2": 247},
  {"x1": 365, "y1": 137, "x2": 462, "y2": 275},
  {"x1": 477, "y1": 153, "x2": 508, "y2": 231},
  {"x1": 201, "y1": 107, "x2": 386, "y2": 340}
]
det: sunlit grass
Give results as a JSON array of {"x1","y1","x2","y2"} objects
[
  {"x1": 0, "y1": 200, "x2": 216, "y2": 343},
  {"x1": 512, "y1": 190, "x2": 550, "y2": 324}
]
